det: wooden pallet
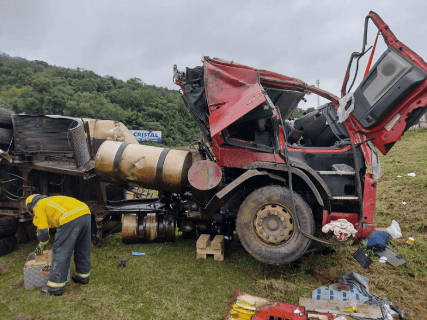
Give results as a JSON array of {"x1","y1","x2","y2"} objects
[{"x1": 196, "y1": 234, "x2": 224, "y2": 261}]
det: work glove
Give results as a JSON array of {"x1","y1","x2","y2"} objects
[{"x1": 35, "y1": 243, "x2": 44, "y2": 255}]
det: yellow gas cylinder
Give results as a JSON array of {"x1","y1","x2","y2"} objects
[{"x1": 227, "y1": 300, "x2": 257, "y2": 320}]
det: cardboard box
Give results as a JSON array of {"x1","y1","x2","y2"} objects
[{"x1": 23, "y1": 250, "x2": 70, "y2": 289}]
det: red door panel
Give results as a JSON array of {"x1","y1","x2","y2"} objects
[{"x1": 342, "y1": 11, "x2": 427, "y2": 154}]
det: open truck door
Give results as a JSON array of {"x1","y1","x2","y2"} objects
[{"x1": 342, "y1": 11, "x2": 427, "y2": 155}]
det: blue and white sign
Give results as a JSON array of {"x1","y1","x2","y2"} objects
[{"x1": 130, "y1": 130, "x2": 162, "y2": 142}]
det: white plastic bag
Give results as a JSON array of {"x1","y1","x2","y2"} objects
[{"x1": 386, "y1": 220, "x2": 402, "y2": 239}]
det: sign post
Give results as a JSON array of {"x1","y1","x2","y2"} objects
[{"x1": 129, "y1": 130, "x2": 162, "y2": 142}]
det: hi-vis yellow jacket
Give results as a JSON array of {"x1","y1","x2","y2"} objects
[{"x1": 32, "y1": 196, "x2": 90, "y2": 230}]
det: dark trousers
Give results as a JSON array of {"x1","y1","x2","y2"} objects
[{"x1": 48, "y1": 214, "x2": 91, "y2": 287}]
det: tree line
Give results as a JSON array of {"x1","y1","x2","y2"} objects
[
  {"x1": 0, "y1": 54, "x2": 202, "y2": 147},
  {"x1": 0, "y1": 53, "x2": 314, "y2": 147}
]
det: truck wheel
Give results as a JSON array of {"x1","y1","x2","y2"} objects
[
  {"x1": 0, "y1": 108, "x2": 14, "y2": 129},
  {"x1": 0, "y1": 216, "x2": 18, "y2": 238},
  {"x1": 0, "y1": 236, "x2": 17, "y2": 257},
  {"x1": 236, "y1": 186, "x2": 314, "y2": 265},
  {"x1": 0, "y1": 128, "x2": 13, "y2": 149}
]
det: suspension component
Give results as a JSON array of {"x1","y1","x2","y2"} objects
[{"x1": 122, "y1": 213, "x2": 176, "y2": 244}]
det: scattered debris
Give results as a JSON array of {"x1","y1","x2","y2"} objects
[
  {"x1": 321, "y1": 219, "x2": 357, "y2": 241},
  {"x1": 293, "y1": 307, "x2": 304, "y2": 316},
  {"x1": 402, "y1": 201, "x2": 407, "y2": 205},
  {"x1": 307, "y1": 314, "x2": 330, "y2": 320},
  {"x1": 386, "y1": 220, "x2": 402, "y2": 239},
  {"x1": 300, "y1": 298, "x2": 382, "y2": 319},
  {"x1": 378, "y1": 256, "x2": 387, "y2": 264},
  {"x1": 312, "y1": 280, "x2": 371, "y2": 304},
  {"x1": 225, "y1": 291, "x2": 272, "y2": 320},
  {"x1": 397, "y1": 175, "x2": 403, "y2": 178},
  {"x1": 373, "y1": 246, "x2": 406, "y2": 266},
  {"x1": 362, "y1": 239, "x2": 406, "y2": 267},
  {"x1": 225, "y1": 291, "x2": 334, "y2": 320},
  {"x1": 406, "y1": 237, "x2": 414, "y2": 246},
  {"x1": 352, "y1": 248, "x2": 373, "y2": 269},
  {"x1": 118, "y1": 259, "x2": 126, "y2": 268},
  {"x1": 366, "y1": 231, "x2": 390, "y2": 251},
  {"x1": 336, "y1": 272, "x2": 408, "y2": 319},
  {"x1": 407, "y1": 172, "x2": 416, "y2": 177},
  {"x1": 308, "y1": 272, "x2": 409, "y2": 319},
  {"x1": 226, "y1": 271, "x2": 409, "y2": 320},
  {"x1": 131, "y1": 252, "x2": 145, "y2": 256}
]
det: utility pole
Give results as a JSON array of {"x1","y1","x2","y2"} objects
[{"x1": 316, "y1": 79, "x2": 320, "y2": 108}]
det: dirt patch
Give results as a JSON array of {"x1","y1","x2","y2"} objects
[
  {"x1": 0, "y1": 261, "x2": 11, "y2": 275},
  {"x1": 256, "y1": 263, "x2": 290, "y2": 279},
  {"x1": 228, "y1": 257, "x2": 258, "y2": 280},
  {"x1": 255, "y1": 279, "x2": 296, "y2": 294},
  {"x1": 10, "y1": 279, "x2": 24, "y2": 290},
  {"x1": 14, "y1": 313, "x2": 31, "y2": 320}
]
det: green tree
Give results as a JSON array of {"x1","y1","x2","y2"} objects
[
  {"x1": 0, "y1": 54, "x2": 203, "y2": 147},
  {"x1": 32, "y1": 77, "x2": 52, "y2": 93}
]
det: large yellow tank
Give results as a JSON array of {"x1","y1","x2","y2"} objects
[
  {"x1": 84, "y1": 119, "x2": 139, "y2": 144},
  {"x1": 95, "y1": 140, "x2": 192, "y2": 193}
]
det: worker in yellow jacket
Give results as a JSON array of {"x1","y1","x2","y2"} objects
[{"x1": 26, "y1": 194, "x2": 92, "y2": 296}]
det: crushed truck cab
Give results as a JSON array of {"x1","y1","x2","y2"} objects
[{"x1": 172, "y1": 11, "x2": 427, "y2": 264}]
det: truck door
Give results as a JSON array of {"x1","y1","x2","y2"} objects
[{"x1": 342, "y1": 11, "x2": 427, "y2": 155}]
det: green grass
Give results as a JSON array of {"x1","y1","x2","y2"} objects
[{"x1": 1, "y1": 129, "x2": 427, "y2": 319}]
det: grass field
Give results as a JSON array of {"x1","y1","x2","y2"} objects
[{"x1": 1, "y1": 129, "x2": 426, "y2": 319}]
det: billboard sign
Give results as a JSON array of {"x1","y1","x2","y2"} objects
[{"x1": 129, "y1": 130, "x2": 162, "y2": 142}]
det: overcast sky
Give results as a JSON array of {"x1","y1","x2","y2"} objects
[{"x1": 1, "y1": 0, "x2": 427, "y2": 110}]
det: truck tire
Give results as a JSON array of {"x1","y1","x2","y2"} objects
[
  {"x1": 0, "y1": 236, "x2": 17, "y2": 257},
  {"x1": 0, "y1": 108, "x2": 14, "y2": 129},
  {"x1": 0, "y1": 216, "x2": 18, "y2": 238},
  {"x1": 236, "y1": 186, "x2": 314, "y2": 265},
  {"x1": 0, "y1": 128, "x2": 13, "y2": 149}
]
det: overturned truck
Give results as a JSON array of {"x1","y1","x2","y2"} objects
[{"x1": 1, "y1": 11, "x2": 427, "y2": 264}]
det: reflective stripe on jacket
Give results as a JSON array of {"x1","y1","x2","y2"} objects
[{"x1": 32, "y1": 196, "x2": 90, "y2": 230}]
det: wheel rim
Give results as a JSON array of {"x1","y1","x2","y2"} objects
[{"x1": 253, "y1": 204, "x2": 294, "y2": 244}]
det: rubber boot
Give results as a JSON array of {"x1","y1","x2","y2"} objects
[
  {"x1": 72, "y1": 275, "x2": 90, "y2": 284},
  {"x1": 40, "y1": 286, "x2": 64, "y2": 296}
]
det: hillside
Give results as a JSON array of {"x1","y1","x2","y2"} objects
[{"x1": 0, "y1": 53, "x2": 202, "y2": 147}]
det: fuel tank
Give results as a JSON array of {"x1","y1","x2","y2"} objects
[
  {"x1": 95, "y1": 140, "x2": 192, "y2": 193},
  {"x1": 188, "y1": 160, "x2": 222, "y2": 204},
  {"x1": 84, "y1": 119, "x2": 139, "y2": 144}
]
